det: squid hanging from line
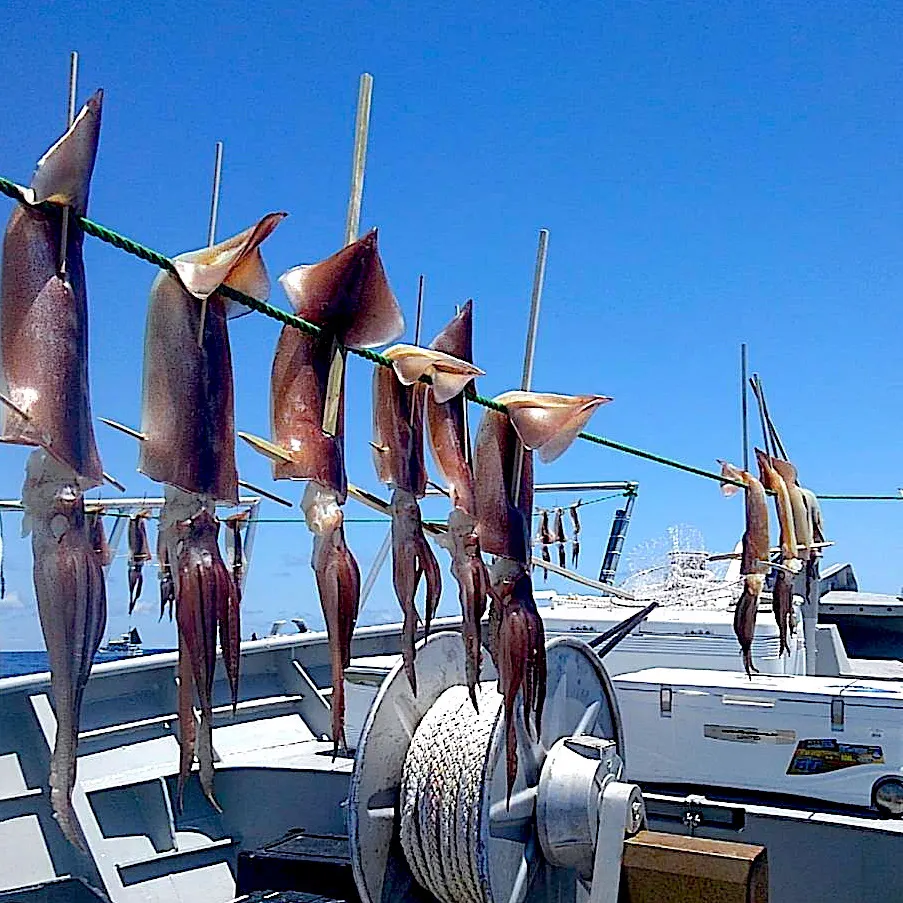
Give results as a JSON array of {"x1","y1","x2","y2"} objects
[
  {"x1": 474, "y1": 390, "x2": 611, "y2": 799},
  {"x1": 569, "y1": 503, "x2": 581, "y2": 567},
  {"x1": 720, "y1": 460, "x2": 770, "y2": 676},
  {"x1": 224, "y1": 509, "x2": 250, "y2": 602},
  {"x1": 553, "y1": 508, "x2": 566, "y2": 568},
  {"x1": 378, "y1": 334, "x2": 483, "y2": 695},
  {"x1": 538, "y1": 510, "x2": 552, "y2": 580},
  {"x1": 86, "y1": 508, "x2": 113, "y2": 569},
  {"x1": 755, "y1": 449, "x2": 799, "y2": 657},
  {"x1": 241, "y1": 229, "x2": 404, "y2": 753},
  {"x1": 424, "y1": 300, "x2": 496, "y2": 706},
  {"x1": 0, "y1": 91, "x2": 107, "y2": 848},
  {"x1": 140, "y1": 212, "x2": 283, "y2": 808},
  {"x1": 157, "y1": 529, "x2": 175, "y2": 622},
  {"x1": 23, "y1": 451, "x2": 107, "y2": 850},
  {"x1": 127, "y1": 510, "x2": 152, "y2": 614}
]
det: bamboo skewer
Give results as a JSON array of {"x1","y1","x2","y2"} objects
[
  {"x1": 237, "y1": 479, "x2": 292, "y2": 508},
  {"x1": 511, "y1": 229, "x2": 549, "y2": 508},
  {"x1": 196, "y1": 140, "x2": 224, "y2": 346},
  {"x1": 323, "y1": 73, "x2": 374, "y2": 438},
  {"x1": 58, "y1": 51, "x2": 78, "y2": 278}
]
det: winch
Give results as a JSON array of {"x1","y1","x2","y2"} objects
[{"x1": 349, "y1": 632, "x2": 645, "y2": 903}]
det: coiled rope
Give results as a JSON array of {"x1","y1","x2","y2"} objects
[{"x1": 400, "y1": 683, "x2": 503, "y2": 903}]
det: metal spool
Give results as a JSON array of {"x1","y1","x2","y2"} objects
[{"x1": 349, "y1": 631, "x2": 629, "y2": 903}]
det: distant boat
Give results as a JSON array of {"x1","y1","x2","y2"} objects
[{"x1": 101, "y1": 627, "x2": 143, "y2": 657}]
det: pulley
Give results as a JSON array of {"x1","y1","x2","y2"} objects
[{"x1": 349, "y1": 631, "x2": 645, "y2": 903}]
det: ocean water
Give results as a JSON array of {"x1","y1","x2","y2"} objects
[{"x1": 0, "y1": 648, "x2": 173, "y2": 678}]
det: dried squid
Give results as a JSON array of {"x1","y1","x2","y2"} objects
[
  {"x1": 241, "y1": 230, "x2": 404, "y2": 752},
  {"x1": 141, "y1": 213, "x2": 283, "y2": 807},
  {"x1": 474, "y1": 390, "x2": 610, "y2": 798},
  {"x1": 424, "y1": 301, "x2": 495, "y2": 706},
  {"x1": 0, "y1": 92, "x2": 106, "y2": 848},
  {"x1": 720, "y1": 461, "x2": 770, "y2": 675}
]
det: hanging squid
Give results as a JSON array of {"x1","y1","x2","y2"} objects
[
  {"x1": 422, "y1": 300, "x2": 496, "y2": 705},
  {"x1": 755, "y1": 449, "x2": 800, "y2": 657},
  {"x1": 157, "y1": 529, "x2": 175, "y2": 622},
  {"x1": 241, "y1": 229, "x2": 404, "y2": 753},
  {"x1": 223, "y1": 510, "x2": 250, "y2": 602},
  {"x1": 569, "y1": 503, "x2": 581, "y2": 567},
  {"x1": 377, "y1": 336, "x2": 482, "y2": 695},
  {"x1": 140, "y1": 212, "x2": 283, "y2": 807},
  {"x1": 127, "y1": 510, "x2": 152, "y2": 614},
  {"x1": 474, "y1": 390, "x2": 611, "y2": 799},
  {"x1": 23, "y1": 453, "x2": 107, "y2": 851},
  {"x1": 538, "y1": 510, "x2": 552, "y2": 579},
  {"x1": 0, "y1": 91, "x2": 106, "y2": 848},
  {"x1": 86, "y1": 508, "x2": 113, "y2": 569},
  {"x1": 553, "y1": 508, "x2": 566, "y2": 568},
  {"x1": 720, "y1": 461, "x2": 770, "y2": 676}
]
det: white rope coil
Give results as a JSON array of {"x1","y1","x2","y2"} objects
[{"x1": 400, "y1": 683, "x2": 503, "y2": 903}]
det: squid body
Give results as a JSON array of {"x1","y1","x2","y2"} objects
[
  {"x1": 140, "y1": 213, "x2": 283, "y2": 807},
  {"x1": 474, "y1": 390, "x2": 610, "y2": 799},
  {"x1": 242, "y1": 230, "x2": 403, "y2": 752},
  {"x1": 0, "y1": 92, "x2": 109, "y2": 847},
  {"x1": 720, "y1": 461, "x2": 770, "y2": 675}
]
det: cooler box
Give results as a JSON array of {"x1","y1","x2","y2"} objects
[{"x1": 614, "y1": 667, "x2": 903, "y2": 810}]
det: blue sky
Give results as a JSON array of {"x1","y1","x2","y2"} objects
[{"x1": 1, "y1": 1, "x2": 902, "y2": 649}]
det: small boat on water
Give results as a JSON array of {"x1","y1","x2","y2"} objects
[{"x1": 100, "y1": 627, "x2": 143, "y2": 658}]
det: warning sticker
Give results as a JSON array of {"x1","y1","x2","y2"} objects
[
  {"x1": 704, "y1": 725, "x2": 796, "y2": 745},
  {"x1": 787, "y1": 739, "x2": 884, "y2": 776}
]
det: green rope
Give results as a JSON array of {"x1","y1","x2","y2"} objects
[
  {"x1": 816, "y1": 495, "x2": 903, "y2": 501},
  {"x1": 0, "y1": 175, "x2": 747, "y2": 491}
]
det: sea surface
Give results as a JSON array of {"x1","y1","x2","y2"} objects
[{"x1": 0, "y1": 648, "x2": 173, "y2": 678}]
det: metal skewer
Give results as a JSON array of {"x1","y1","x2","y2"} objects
[
  {"x1": 323, "y1": 73, "x2": 373, "y2": 437},
  {"x1": 237, "y1": 479, "x2": 293, "y2": 508},
  {"x1": 511, "y1": 229, "x2": 549, "y2": 508},
  {"x1": 58, "y1": 51, "x2": 79, "y2": 278},
  {"x1": 196, "y1": 140, "x2": 224, "y2": 346}
]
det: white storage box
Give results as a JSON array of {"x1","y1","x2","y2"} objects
[{"x1": 614, "y1": 667, "x2": 903, "y2": 811}]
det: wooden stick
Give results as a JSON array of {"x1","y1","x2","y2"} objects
[
  {"x1": 196, "y1": 140, "x2": 224, "y2": 346},
  {"x1": 757, "y1": 378, "x2": 788, "y2": 461},
  {"x1": 98, "y1": 416, "x2": 147, "y2": 441},
  {"x1": 749, "y1": 375, "x2": 774, "y2": 461},
  {"x1": 237, "y1": 479, "x2": 293, "y2": 508},
  {"x1": 323, "y1": 74, "x2": 374, "y2": 438},
  {"x1": 740, "y1": 343, "x2": 749, "y2": 472},
  {"x1": 344, "y1": 73, "x2": 373, "y2": 247},
  {"x1": 456, "y1": 303, "x2": 474, "y2": 469},
  {"x1": 0, "y1": 393, "x2": 31, "y2": 421},
  {"x1": 708, "y1": 540, "x2": 834, "y2": 562},
  {"x1": 409, "y1": 274, "x2": 426, "y2": 426},
  {"x1": 58, "y1": 51, "x2": 78, "y2": 277},
  {"x1": 511, "y1": 229, "x2": 549, "y2": 507},
  {"x1": 102, "y1": 472, "x2": 127, "y2": 492}
]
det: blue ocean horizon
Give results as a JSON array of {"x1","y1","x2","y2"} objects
[{"x1": 0, "y1": 649, "x2": 174, "y2": 679}]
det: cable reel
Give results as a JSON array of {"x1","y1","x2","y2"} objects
[{"x1": 349, "y1": 632, "x2": 646, "y2": 903}]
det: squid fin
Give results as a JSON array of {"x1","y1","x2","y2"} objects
[
  {"x1": 384, "y1": 344, "x2": 484, "y2": 403},
  {"x1": 279, "y1": 230, "x2": 405, "y2": 347},
  {"x1": 172, "y1": 213, "x2": 286, "y2": 306},
  {"x1": 496, "y1": 391, "x2": 612, "y2": 463},
  {"x1": 28, "y1": 90, "x2": 103, "y2": 217}
]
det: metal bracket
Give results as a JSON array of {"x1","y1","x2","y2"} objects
[{"x1": 589, "y1": 781, "x2": 646, "y2": 903}]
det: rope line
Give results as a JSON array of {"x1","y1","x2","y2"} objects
[{"x1": 0, "y1": 175, "x2": 823, "y2": 496}]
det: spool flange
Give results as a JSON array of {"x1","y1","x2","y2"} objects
[{"x1": 349, "y1": 632, "x2": 624, "y2": 903}]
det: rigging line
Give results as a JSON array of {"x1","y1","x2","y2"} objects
[
  {"x1": 533, "y1": 492, "x2": 625, "y2": 515},
  {"x1": 0, "y1": 174, "x2": 749, "y2": 491}
]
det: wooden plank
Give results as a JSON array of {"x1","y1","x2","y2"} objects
[{"x1": 621, "y1": 830, "x2": 768, "y2": 903}]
